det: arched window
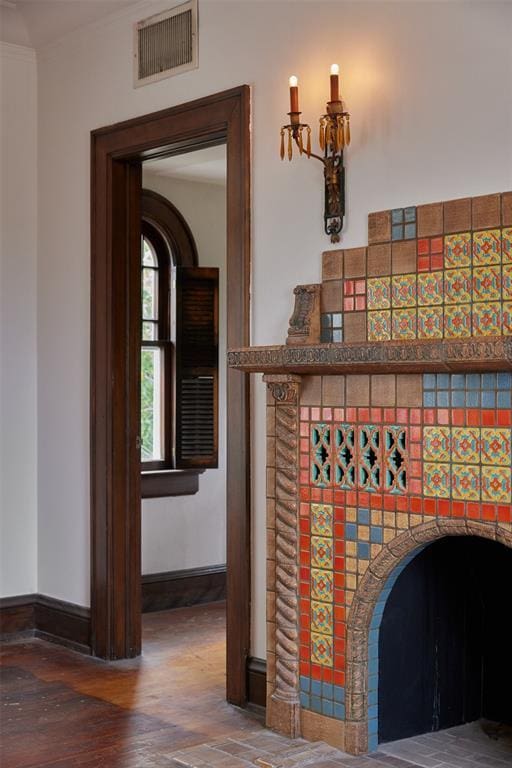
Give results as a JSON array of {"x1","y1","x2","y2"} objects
[{"x1": 140, "y1": 190, "x2": 219, "y2": 496}]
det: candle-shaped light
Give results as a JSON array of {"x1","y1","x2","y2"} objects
[
  {"x1": 330, "y1": 63, "x2": 340, "y2": 102},
  {"x1": 289, "y1": 75, "x2": 299, "y2": 113}
]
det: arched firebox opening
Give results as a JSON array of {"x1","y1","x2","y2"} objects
[{"x1": 378, "y1": 536, "x2": 512, "y2": 744}]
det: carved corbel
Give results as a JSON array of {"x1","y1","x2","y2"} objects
[{"x1": 286, "y1": 284, "x2": 321, "y2": 346}]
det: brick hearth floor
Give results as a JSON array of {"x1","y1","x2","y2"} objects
[{"x1": 2, "y1": 602, "x2": 511, "y2": 767}]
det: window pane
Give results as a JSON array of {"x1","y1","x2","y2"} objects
[
  {"x1": 142, "y1": 321, "x2": 157, "y2": 341},
  {"x1": 142, "y1": 267, "x2": 158, "y2": 321},
  {"x1": 141, "y1": 347, "x2": 163, "y2": 462},
  {"x1": 142, "y1": 237, "x2": 157, "y2": 266}
]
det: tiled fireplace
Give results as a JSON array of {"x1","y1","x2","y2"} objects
[{"x1": 228, "y1": 191, "x2": 512, "y2": 754}]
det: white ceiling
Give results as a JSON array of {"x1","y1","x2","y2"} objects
[
  {"x1": 2, "y1": 0, "x2": 138, "y2": 49},
  {"x1": 143, "y1": 145, "x2": 227, "y2": 186}
]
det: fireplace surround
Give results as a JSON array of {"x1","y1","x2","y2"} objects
[{"x1": 229, "y1": 191, "x2": 512, "y2": 754}]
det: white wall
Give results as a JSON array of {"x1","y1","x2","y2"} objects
[
  {"x1": 141, "y1": 171, "x2": 227, "y2": 574},
  {"x1": 0, "y1": 42, "x2": 38, "y2": 597},
  {"x1": 34, "y1": 1, "x2": 512, "y2": 655}
]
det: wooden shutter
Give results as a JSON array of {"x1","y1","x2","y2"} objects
[{"x1": 174, "y1": 267, "x2": 219, "y2": 469}]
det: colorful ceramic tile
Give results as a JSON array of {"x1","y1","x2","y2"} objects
[
  {"x1": 502, "y1": 302, "x2": 512, "y2": 335},
  {"x1": 444, "y1": 233, "x2": 471, "y2": 268},
  {"x1": 472, "y1": 302, "x2": 501, "y2": 336},
  {"x1": 367, "y1": 277, "x2": 391, "y2": 310},
  {"x1": 444, "y1": 268, "x2": 471, "y2": 304},
  {"x1": 423, "y1": 462, "x2": 450, "y2": 498},
  {"x1": 311, "y1": 536, "x2": 334, "y2": 569},
  {"x1": 311, "y1": 569, "x2": 334, "y2": 602},
  {"x1": 392, "y1": 274, "x2": 417, "y2": 308},
  {"x1": 481, "y1": 428, "x2": 511, "y2": 466},
  {"x1": 444, "y1": 304, "x2": 471, "y2": 337},
  {"x1": 503, "y1": 228, "x2": 512, "y2": 264},
  {"x1": 424, "y1": 426, "x2": 451, "y2": 462},
  {"x1": 392, "y1": 309, "x2": 417, "y2": 340},
  {"x1": 451, "y1": 427, "x2": 480, "y2": 464},
  {"x1": 311, "y1": 504, "x2": 333, "y2": 536},
  {"x1": 472, "y1": 266, "x2": 501, "y2": 302},
  {"x1": 311, "y1": 601, "x2": 333, "y2": 634},
  {"x1": 473, "y1": 229, "x2": 501, "y2": 265},
  {"x1": 452, "y1": 464, "x2": 480, "y2": 501},
  {"x1": 481, "y1": 466, "x2": 511, "y2": 503},
  {"x1": 418, "y1": 306, "x2": 443, "y2": 339},
  {"x1": 417, "y1": 272, "x2": 443, "y2": 306},
  {"x1": 502, "y1": 264, "x2": 512, "y2": 299},
  {"x1": 367, "y1": 310, "x2": 391, "y2": 341},
  {"x1": 311, "y1": 632, "x2": 334, "y2": 666}
]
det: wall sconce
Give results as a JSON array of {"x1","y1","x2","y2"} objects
[{"x1": 280, "y1": 65, "x2": 350, "y2": 243}]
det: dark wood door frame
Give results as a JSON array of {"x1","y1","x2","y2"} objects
[{"x1": 90, "y1": 86, "x2": 251, "y2": 706}]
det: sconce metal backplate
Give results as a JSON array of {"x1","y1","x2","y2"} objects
[{"x1": 324, "y1": 153, "x2": 345, "y2": 243}]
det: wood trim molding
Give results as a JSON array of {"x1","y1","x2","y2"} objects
[
  {"x1": 90, "y1": 86, "x2": 251, "y2": 705},
  {"x1": 0, "y1": 594, "x2": 91, "y2": 654},
  {"x1": 247, "y1": 656, "x2": 267, "y2": 709},
  {"x1": 141, "y1": 469, "x2": 203, "y2": 498},
  {"x1": 141, "y1": 565, "x2": 226, "y2": 612}
]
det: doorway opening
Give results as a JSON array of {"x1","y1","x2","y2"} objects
[
  {"x1": 90, "y1": 87, "x2": 251, "y2": 707},
  {"x1": 140, "y1": 145, "x2": 229, "y2": 661},
  {"x1": 378, "y1": 536, "x2": 512, "y2": 744}
]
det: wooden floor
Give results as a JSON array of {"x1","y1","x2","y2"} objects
[{"x1": 0, "y1": 602, "x2": 263, "y2": 768}]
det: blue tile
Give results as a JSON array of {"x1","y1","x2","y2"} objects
[
  {"x1": 346, "y1": 523, "x2": 357, "y2": 540},
  {"x1": 391, "y1": 208, "x2": 404, "y2": 224},
  {"x1": 437, "y1": 373, "x2": 450, "y2": 388},
  {"x1": 321, "y1": 313, "x2": 331, "y2": 328},
  {"x1": 311, "y1": 678, "x2": 322, "y2": 696},
  {"x1": 437, "y1": 391, "x2": 449, "y2": 407},
  {"x1": 333, "y1": 685, "x2": 345, "y2": 703},
  {"x1": 452, "y1": 390, "x2": 465, "y2": 407},
  {"x1": 300, "y1": 675, "x2": 310, "y2": 692},
  {"x1": 404, "y1": 206, "x2": 416, "y2": 222},
  {"x1": 392, "y1": 224, "x2": 403, "y2": 241},
  {"x1": 424, "y1": 391, "x2": 436, "y2": 407},
  {"x1": 368, "y1": 718, "x2": 379, "y2": 735},
  {"x1": 369, "y1": 674, "x2": 378, "y2": 692},
  {"x1": 322, "y1": 682, "x2": 333, "y2": 699},
  {"x1": 332, "y1": 313, "x2": 342, "y2": 326},
  {"x1": 310, "y1": 695, "x2": 322, "y2": 714},
  {"x1": 358, "y1": 542, "x2": 370, "y2": 559},
  {"x1": 497, "y1": 372, "x2": 512, "y2": 390},
  {"x1": 369, "y1": 656, "x2": 379, "y2": 676},
  {"x1": 334, "y1": 702, "x2": 346, "y2": 719},
  {"x1": 498, "y1": 391, "x2": 512, "y2": 408},
  {"x1": 468, "y1": 374, "x2": 481, "y2": 389},
  {"x1": 332, "y1": 329, "x2": 343, "y2": 342},
  {"x1": 368, "y1": 689, "x2": 378, "y2": 706},
  {"x1": 358, "y1": 508, "x2": 370, "y2": 525},
  {"x1": 370, "y1": 526, "x2": 383, "y2": 544},
  {"x1": 482, "y1": 390, "x2": 496, "y2": 408},
  {"x1": 424, "y1": 373, "x2": 437, "y2": 389},
  {"x1": 482, "y1": 373, "x2": 496, "y2": 389},
  {"x1": 322, "y1": 699, "x2": 334, "y2": 717},
  {"x1": 404, "y1": 222, "x2": 416, "y2": 239},
  {"x1": 451, "y1": 374, "x2": 465, "y2": 389},
  {"x1": 320, "y1": 328, "x2": 332, "y2": 343},
  {"x1": 368, "y1": 704, "x2": 379, "y2": 720},
  {"x1": 369, "y1": 733, "x2": 379, "y2": 752},
  {"x1": 369, "y1": 628, "x2": 378, "y2": 647},
  {"x1": 467, "y1": 390, "x2": 480, "y2": 407},
  {"x1": 300, "y1": 692, "x2": 310, "y2": 708}
]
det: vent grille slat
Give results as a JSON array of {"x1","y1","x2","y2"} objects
[{"x1": 135, "y1": 1, "x2": 198, "y2": 87}]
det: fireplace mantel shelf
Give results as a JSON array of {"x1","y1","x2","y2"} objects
[{"x1": 228, "y1": 337, "x2": 512, "y2": 375}]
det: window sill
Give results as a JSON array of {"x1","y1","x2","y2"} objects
[{"x1": 141, "y1": 469, "x2": 205, "y2": 499}]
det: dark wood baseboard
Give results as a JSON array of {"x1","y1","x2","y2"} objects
[
  {"x1": 0, "y1": 594, "x2": 91, "y2": 653},
  {"x1": 247, "y1": 656, "x2": 267, "y2": 708},
  {"x1": 141, "y1": 565, "x2": 226, "y2": 613}
]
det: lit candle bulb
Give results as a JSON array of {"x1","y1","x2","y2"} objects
[
  {"x1": 330, "y1": 63, "x2": 340, "y2": 102},
  {"x1": 289, "y1": 75, "x2": 299, "y2": 113}
]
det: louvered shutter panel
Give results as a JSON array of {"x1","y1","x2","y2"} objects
[{"x1": 174, "y1": 267, "x2": 219, "y2": 469}]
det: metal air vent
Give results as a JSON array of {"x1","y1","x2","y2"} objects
[{"x1": 134, "y1": 0, "x2": 198, "y2": 88}]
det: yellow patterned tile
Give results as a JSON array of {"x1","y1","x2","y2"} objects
[
  {"x1": 445, "y1": 233, "x2": 471, "y2": 268},
  {"x1": 423, "y1": 462, "x2": 450, "y2": 498},
  {"x1": 472, "y1": 302, "x2": 501, "y2": 335},
  {"x1": 424, "y1": 426, "x2": 451, "y2": 461},
  {"x1": 451, "y1": 427, "x2": 480, "y2": 464},
  {"x1": 504, "y1": 302, "x2": 512, "y2": 335},
  {"x1": 473, "y1": 229, "x2": 501, "y2": 265},
  {"x1": 311, "y1": 568, "x2": 333, "y2": 601},
  {"x1": 392, "y1": 309, "x2": 417, "y2": 339},
  {"x1": 452, "y1": 464, "x2": 480, "y2": 501},
  {"x1": 481, "y1": 428, "x2": 511, "y2": 466},
  {"x1": 481, "y1": 466, "x2": 511, "y2": 503},
  {"x1": 311, "y1": 632, "x2": 333, "y2": 667},
  {"x1": 503, "y1": 263, "x2": 512, "y2": 300},
  {"x1": 311, "y1": 504, "x2": 333, "y2": 536},
  {"x1": 367, "y1": 277, "x2": 391, "y2": 310},
  {"x1": 418, "y1": 306, "x2": 443, "y2": 338},
  {"x1": 367, "y1": 310, "x2": 391, "y2": 341},
  {"x1": 392, "y1": 274, "x2": 417, "y2": 308},
  {"x1": 503, "y1": 228, "x2": 512, "y2": 264},
  {"x1": 444, "y1": 304, "x2": 471, "y2": 337},
  {"x1": 311, "y1": 600, "x2": 333, "y2": 634},
  {"x1": 444, "y1": 268, "x2": 471, "y2": 304},
  {"x1": 311, "y1": 536, "x2": 333, "y2": 569}
]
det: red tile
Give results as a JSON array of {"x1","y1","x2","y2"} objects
[
  {"x1": 299, "y1": 470, "x2": 310, "y2": 484},
  {"x1": 467, "y1": 502, "x2": 480, "y2": 519},
  {"x1": 497, "y1": 410, "x2": 512, "y2": 426},
  {"x1": 300, "y1": 454, "x2": 309, "y2": 468},
  {"x1": 334, "y1": 556, "x2": 345, "y2": 571},
  {"x1": 300, "y1": 534, "x2": 309, "y2": 550},
  {"x1": 300, "y1": 644, "x2": 309, "y2": 660},
  {"x1": 346, "y1": 490, "x2": 357, "y2": 506},
  {"x1": 438, "y1": 499, "x2": 450, "y2": 517},
  {"x1": 384, "y1": 408, "x2": 396, "y2": 422},
  {"x1": 409, "y1": 478, "x2": 422, "y2": 495},
  {"x1": 334, "y1": 490, "x2": 345, "y2": 505},
  {"x1": 410, "y1": 496, "x2": 422, "y2": 513},
  {"x1": 334, "y1": 505, "x2": 345, "y2": 522},
  {"x1": 397, "y1": 408, "x2": 408, "y2": 423},
  {"x1": 300, "y1": 551, "x2": 310, "y2": 566},
  {"x1": 311, "y1": 487, "x2": 322, "y2": 501},
  {"x1": 334, "y1": 606, "x2": 346, "y2": 622},
  {"x1": 300, "y1": 598, "x2": 310, "y2": 613},
  {"x1": 355, "y1": 279, "x2": 366, "y2": 294},
  {"x1": 396, "y1": 495, "x2": 408, "y2": 511},
  {"x1": 424, "y1": 409, "x2": 436, "y2": 424},
  {"x1": 344, "y1": 280, "x2": 354, "y2": 295},
  {"x1": 299, "y1": 518, "x2": 310, "y2": 533},
  {"x1": 346, "y1": 407, "x2": 357, "y2": 421},
  {"x1": 370, "y1": 494, "x2": 383, "y2": 509},
  {"x1": 299, "y1": 502, "x2": 309, "y2": 517},
  {"x1": 300, "y1": 422, "x2": 309, "y2": 436},
  {"x1": 335, "y1": 670, "x2": 346, "y2": 686},
  {"x1": 300, "y1": 487, "x2": 311, "y2": 501},
  {"x1": 452, "y1": 409, "x2": 465, "y2": 426},
  {"x1": 322, "y1": 407, "x2": 333, "y2": 421},
  {"x1": 300, "y1": 660, "x2": 311, "y2": 676},
  {"x1": 311, "y1": 664, "x2": 322, "y2": 680},
  {"x1": 417, "y1": 239, "x2": 430, "y2": 256},
  {"x1": 334, "y1": 573, "x2": 345, "y2": 588},
  {"x1": 299, "y1": 566, "x2": 310, "y2": 581},
  {"x1": 431, "y1": 237, "x2": 443, "y2": 254},
  {"x1": 482, "y1": 410, "x2": 496, "y2": 426},
  {"x1": 311, "y1": 407, "x2": 321, "y2": 421},
  {"x1": 334, "y1": 588, "x2": 345, "y2": 604},
  {"x1": 410, "y1": 444, "x2": 422, "y2": 459},
  {"x1": 322, "y1": 667, "x2": 333, "y2": 683},
  {"x1": 437, "y1": 409, "x2": 449, "y2": 425},
  {"x1": 300, "y1": 613, "x2": 310, "y2": 628},
  {"x1": 431, "y1": 254, "x2": 443, "y2": 270},
  {"x1": 410, "y1": 461, "x2": 422, "y2": 478},
  {"x1": 358, "y1": 407, "x2": 370, "y2": 421},
  {"x1": 384, "y1": 494, "x2": 395, "y2": 510},
  {"x1": 424, "y1": 498, "x2": 437, "y2": 515},
  {"x1": 482, "y1": 504, "x2": 496, "y2": 521},
  {"x1": 344, "y1": 297, "x2": 354, "y2": 312},
  {"x1": 299, "y1": 582, "x2": 309, "y2": 597},
  {"x1": 334, "y1": 653, "x2": 346, "y2": 670},
  {"x1": 410, "y1": 408, "x2": 422, "y2": 424},
  {"x1": 359, "y1": 492, "x2": 370, "y2": 508},
  {"x1": 300, "y1": 438, "x2": 309, "y2": 453},
  {"x1": 452, "y1": 502, "x2": 466, "y2": 518},
  {"x1": 300, "y1": 407, "x2": 309, "y2": 420},
  {"x1": 498, "y1": 505, "x2": 512, "y2": 523},
  {"x1": 334, "y1": 623, "x2": 346, "y2": 640},
  {"x1": 355, "y1": 295, "x2": 366, "y2": 311},
  {"x1": 467, "y1": 409, "x2": 480, "y2": 426},
  {"x1": 334, "y1": 539, "x2": 345, "y2": 555},
  {"x1": 410, "y1": 426, "x2": 422, "y2": 441},
  {"x1": 334, "y1": 407, "x2": 344, "y2": 421},
  {"x1": 334, "y1": 522, "x2": 344, "y2": 539},
  {"x1": 371, "y1": 407, "x2": 382, "y2": 422},
  {"x1": 323, "y1": 489, "x2": 333, "y2": 502},
  {"x1": 418, "y1": 256, "x2": 430, "y2": 272}
]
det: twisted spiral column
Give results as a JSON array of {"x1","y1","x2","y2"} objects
[{"x1": 263, "y1": 375, "x2": 301, "y2": 737}]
